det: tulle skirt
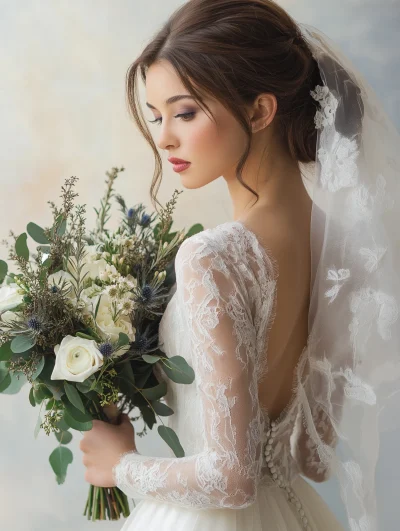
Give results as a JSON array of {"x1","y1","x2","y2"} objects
[{"x1": 118, "y1": 474, "x2": 345, "y2": 531}]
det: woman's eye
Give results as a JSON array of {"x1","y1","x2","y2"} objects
[{"x1": 148, "y1": 112, "x2": 196, "y2": 126}]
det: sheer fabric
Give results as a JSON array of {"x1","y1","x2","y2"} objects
[
  {"x1": 113, "y1": 223, "x2": 278, "y2": 509},
  {"x1": 113, "y1": 222, "x2": 345, "y2": 531},
  {"x1": 291, "y1": 24, "x2": 400, "y2": 531}
]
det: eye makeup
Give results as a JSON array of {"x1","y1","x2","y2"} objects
[{"x1": 148, "y1": 111, "x2": 196, "y2": 125}]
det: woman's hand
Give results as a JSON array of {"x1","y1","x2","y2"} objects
[{"x1": 79, "y1": 413, "x2": 137, "y2": 488}]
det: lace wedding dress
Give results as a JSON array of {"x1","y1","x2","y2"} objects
[{"x1": 113, "y1": 220, "x2": 345, "y2": 531}]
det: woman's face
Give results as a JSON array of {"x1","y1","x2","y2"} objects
[{"x1": 145, "y1": 59, "x2": 249, "y2": 189}]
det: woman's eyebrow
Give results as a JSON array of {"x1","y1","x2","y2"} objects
[{"x1": 146, "y1": 95, "x2": 195, "y2": 110}]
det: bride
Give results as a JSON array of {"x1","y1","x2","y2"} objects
[{"x1": 78, "y1": 1, "x2": 400, "y2": 530}]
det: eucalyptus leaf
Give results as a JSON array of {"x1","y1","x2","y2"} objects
[
  {"x1": 64, "y1": 381, "x2": 86, "y2": 414},
  {"x1": 161, "y1": 356, "x2": 195, "y2": 385},
  {"x1": 46, "y1": 398, "x2": 55, "y2": 410},
  {"x1": 29, "y1": 387, "x2": 36, "y2": 406},
  {"x1": 57, "y1": 218, "x2": 67, "y2": 236},
  {"x1": 31, "y1": 356, "x2": 45, "y2": 381},
  {"x1": 63, "y1": 410, "x2": 92, "y2": 431},
  {"x1": 117, "y1": 332, "x2": 130, "y2": 347},
  {"x1": 11, "y1": 335, "x2": 36, "y2": 354},
  {"x1": 55, "y1": 417, "x2": 70, "y2": 432},
  {"x1": 49, "y1": 446, "x2": 73, "y2": 485},
  {"x1": 118, "y1": 361, "x2": 136, "y2": 386},
  {"x1": 27, "y1": 222, "x2": 50, "y2": 244},
  {"x1": 2, "y1": 371, "x2": 27, "y2": 394},
  {"x1": 55, "y1": 430, "x2": 73, "y2": 444},
  {"x1": 76, "y1": 375, "x2": 95, "y2": 394},
  {"x1": 61, "y1": 395, "x2": 92, "y2": 422},
  {"x1": 142, "y1": 354, "x2": 161, "y2": 364},
  {"x1": 158, "y1": 425, "x2": 185, "y2": 457},
  {"x1": 15, "y1": 233, "x2": 29, "y2": 261},
  {"x1": 0, "y1": 260, "x2": 8, "y2": 284},
  {"x1": 141, "y1": 404, "x2": 156, "y2": 428},
  {"x1": 0, "y1": 342, "x2": 13, "y2": 362},
  {"x1": 141, "y1": 381, "x2": 168, "y2": 401},
  {"x1": 151, "y1": 400, "x2": 174, "y2": 416},
  {"x1": 0, "y1": 372, "x2": 11, "y2": 393},
  {"x1": 186, "y1": 223, "x2": 204, "y2": 238},
  {"x1": 33, "y1": 383, "x2": 53, "y2": 403},
  {"x1": 0, "y1": 361, "x2": 9, "y2": 383}
]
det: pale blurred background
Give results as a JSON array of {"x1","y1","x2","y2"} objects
[{"x1": 0, "y1": 1, "x2": 399, "y2": 530}]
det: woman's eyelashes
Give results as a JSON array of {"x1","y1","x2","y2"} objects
[{"x1": 148, "y1": 111, "x2": 196, "y2": 125}]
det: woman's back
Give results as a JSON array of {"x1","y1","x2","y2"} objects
[{"x1": 241, "y1": 170, "x2": 313, "y2": 423}]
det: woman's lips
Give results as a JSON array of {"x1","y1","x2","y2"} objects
[{"x1": 171, "y1": 162, "x2": 191, "y2": 173}]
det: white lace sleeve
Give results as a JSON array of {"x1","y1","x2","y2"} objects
[{"x1": 112, "y1": 233, "x2": 265, "y2": 509}]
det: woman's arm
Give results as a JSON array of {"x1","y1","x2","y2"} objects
[{"x1": 112, "y1": 234, "x2": 266, "y2": 510}]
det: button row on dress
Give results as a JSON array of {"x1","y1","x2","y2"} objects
[{"x1": 264, "y1": 421, "x2": 312, "y2": 531}]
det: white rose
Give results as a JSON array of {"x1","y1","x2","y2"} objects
[
  {"x1": 0, "y1": 283, "x2": 24, "y2": 313},
  {"x1": 51, "y1": 335, "x2": 104, "y2": 383},
  {"x1": 95, "y1": 294, "x2": 136, "y2": 343},
  {"x1": 48, "y1": 270, "x2": 75, "y2": 299}
]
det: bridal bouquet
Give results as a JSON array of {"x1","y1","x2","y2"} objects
[{"x1": 0, "y1": 167, "x2": 203, "y2": 520}]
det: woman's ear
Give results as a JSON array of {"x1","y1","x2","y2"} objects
[{"x1": 249, "y1": 93, "x2": 277, "y2": 133}]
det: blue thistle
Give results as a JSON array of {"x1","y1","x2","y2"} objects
[
  {"x1": 127, "y1": 208, "x2": 135, "y2": 219},
  {"x1": 98, "y1": 342, "x2": 113, "y2": 358},
  {"x1": 27, "y1": 316, "x2": 42, "y2": 331},
  {"x1": 135, "y1": 334, "x2": 149, "y2": 351},
  {"x1": 141, "y1": 284, "x2": 154, "y2": 302},
  {"x1": 50, "y1": 285, "x2": 59, "y2": 293},
  {"x1": 139, "y1": 213, "x2": 151, "y2": 227}
]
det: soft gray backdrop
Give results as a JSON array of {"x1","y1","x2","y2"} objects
[{"x1": 0, "y1": 1, "x2": 399, "y2": 530}]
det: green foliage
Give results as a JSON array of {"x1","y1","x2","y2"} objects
[
  {"x1": 0, "y1": 342, "x2": 13, "y2": 361},
  {"x1": 151, "y1": 400, "x2": 174, "y2": 416},
  {"x1": 64, "y1": 381, "x2": 86, "y2": 414},
  {"x1": 15, "y1": 233, "x2": 29, "y2": 261},
  {"x1": 31, "y1": 356, "x2": 45, "y2": 381},
  {"x1": 10, "y1": 335, "x2": 36, "y2": 353},
  {"x1": 27, "y1": 222, "x2": 50, "y2": 244},
  {"x1": 0, "y1": 260, "x2": 8, "y2": 284},
  {"x1": 63, "y1": 410, "x2": 92, "y2": 431},
  {"x1": 160, "y1": 356, "x2": 195, "y2": 385},
  {"x1": 142, "y1": 354, "x2": 160, "y2": 364},
  {"x1": 61, "y1": 395, "x2": 93, "y2": 431},
  {"x1": 0, "y1": 361, "x2": 11, "y2": 392},
  {"x1": 0, "y1": 366, "x2": 27, "y2": 394},
  {"x1": 186, "y1": 223, "x2": 204, "y2": 238},
  {"x1": 141, "y1": 380, "x2": 167, "y2": 401},
  {"x1": 33, "y1": 383, "x2": 53, "y2": 403},
  {"x1": 49, "y1": 446, "x2": 73, "y2": 484},
  {"x1": 158, "y1": 426, "x2": 185, "y2": 458},
  {"x1": 29, "y1": 387, "x2": 36, "y2": 406},
  {"x1": 55, "y1": 430, "x2": 73, "y2": 444}
]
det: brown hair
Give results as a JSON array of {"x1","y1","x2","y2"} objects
[{"x1": 125, "y1": 0, "x2": 323, "y2": 212}]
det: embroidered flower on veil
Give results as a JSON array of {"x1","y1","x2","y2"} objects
[{"x1": 310, "y1": 84, "x2": 339, "y2": 129}]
